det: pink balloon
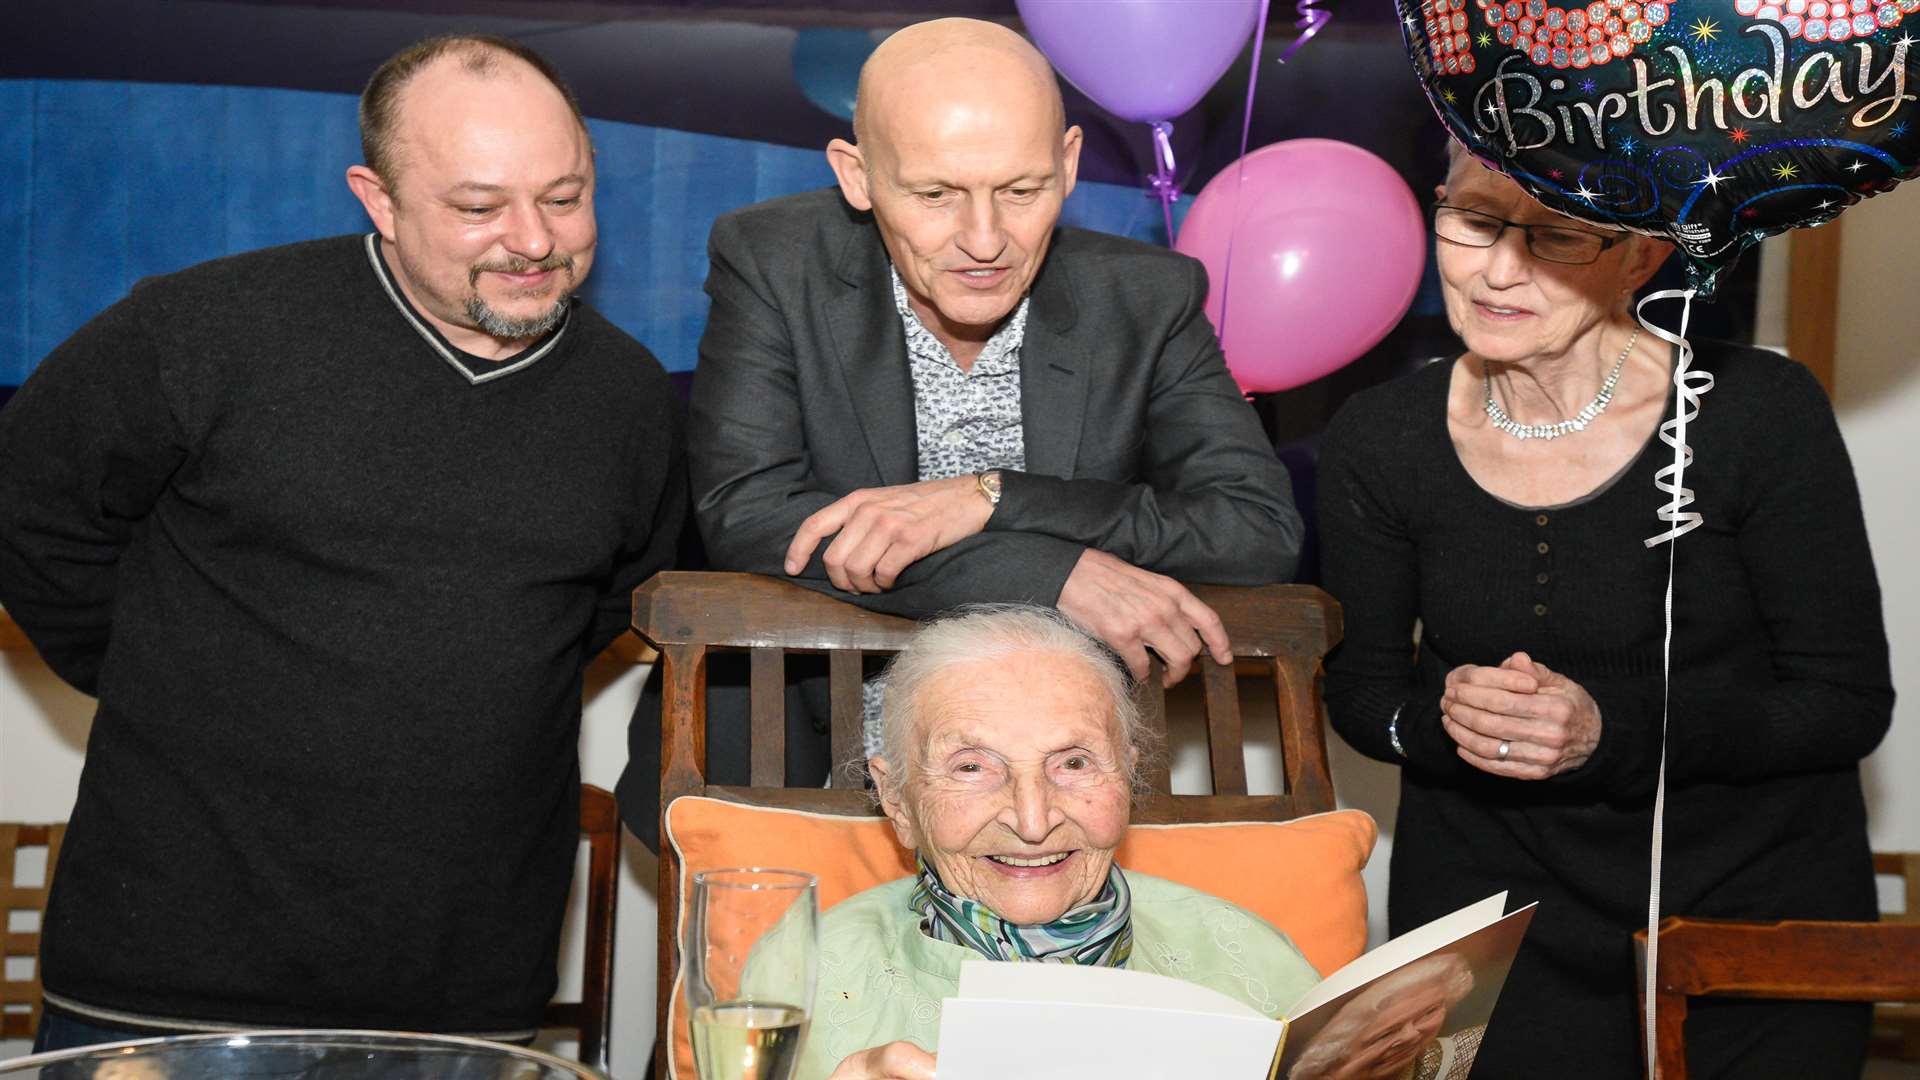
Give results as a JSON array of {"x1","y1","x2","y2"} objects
[{"x1": 1175, "y1": 139, "x2": 1426, "y2": 394}]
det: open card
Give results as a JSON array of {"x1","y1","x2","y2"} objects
[{"x1": 933, "y1": 894, "x2": 1536, "y2": 1080}]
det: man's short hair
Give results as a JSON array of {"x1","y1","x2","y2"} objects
[{"x1": 358, "y1": 34, "x2": 591, "y2": 184}]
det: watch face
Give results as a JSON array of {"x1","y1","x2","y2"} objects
[{"x1": 979, "y1": 470, "x2": 1003, "y2": 504}]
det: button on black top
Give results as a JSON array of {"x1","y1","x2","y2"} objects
[
  {"x1": 1536, "y1": 513, "x2": 1550, "y2": 526},
  {"x1": 1534, "y1": 603, "x2": 1549, "y2": 616},
  {"x1": 1537, "y1": 541, "x2": 1550, "y2": 554}
]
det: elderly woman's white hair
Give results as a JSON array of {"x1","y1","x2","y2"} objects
[
  {"x1": 871, "y1": 604, "x2": 1151, "y2": 799},
  {"x1": 1286, "y1": 951, "x2": 1477, "y2": 1080}
]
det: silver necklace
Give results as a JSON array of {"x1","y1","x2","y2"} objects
[{"x1": 1484, "y1": 326, "x2": 1638, "y2": 441}]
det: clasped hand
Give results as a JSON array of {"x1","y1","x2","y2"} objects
[
  {"x1": 1440, "y1": 652, "x2": 1602, "y2": 779},
  {"x1": 784, "y1": 476, "x2": 993, "y2": 593}
]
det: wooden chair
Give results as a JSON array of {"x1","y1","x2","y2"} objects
[
  {"x1": 633, "y1": 570, "x2": 1344, "y2": 1080},
  {"x1": 1635, "y1": 915, "x2": 1920, "y2": 1079},
  {"x1": 1872, "y1": 851, "x2": 1920, "y2": 1061},
  {"x1": 541, "y1": 782, "x2": 621, "y2": 1072},
  {"x1": 2, "y1": 823, "x2": 65, "y2": 1040},
  {"x1": 0, "y1": 793, "x2": 615, "y2": 1064}
]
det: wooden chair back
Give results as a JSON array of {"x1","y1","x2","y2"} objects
[
  {"x1": 633, "y1": 570, "x2": 1344, "y2": 1079},
  {"x1": 1872, "y1": 852, "x2": 1920, "y2": 1061},
  {"x1": 541, "y1": 782, "x2": 621, "y2": 1072},
  {"x1": 1, "y1": 823, "x2": 64, "y2": 1040},
  {"x1": 1635, "y1": 914, "x2": 1920, "y2": 1079}
]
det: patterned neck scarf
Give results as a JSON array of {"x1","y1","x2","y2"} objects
[{"x1": 907, "y1": 854, "x2": 1134, "y2": 967}]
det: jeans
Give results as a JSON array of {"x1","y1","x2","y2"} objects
[{"x1": 32, "y1": 1006, "x2": 185, "y2": 1053}]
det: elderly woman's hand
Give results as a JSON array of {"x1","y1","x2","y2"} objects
[
  {"x1": 1440, "y1": 652, "x2": 1601, "y2": 779},
  {"x1": 827, "y1": 1042, "x2": 937, "y2": 1080}
]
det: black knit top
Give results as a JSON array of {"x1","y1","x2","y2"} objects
[
  {"x1": 1317, "y1": 341, "x2": 1893, "y2": 1073},
  {"x1": 0, "y1": 235, "x2": 685, "y2": 1036}
]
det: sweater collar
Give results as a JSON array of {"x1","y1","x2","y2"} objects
[{"x1": 362, "y1": 233, "x2": 570, "y2": 386}]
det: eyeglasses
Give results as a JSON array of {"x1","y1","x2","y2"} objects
[{"x1": 1432, "y1": 204, "x2": 1621, "y2": 266}]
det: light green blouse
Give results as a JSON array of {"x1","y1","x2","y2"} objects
[{"x1": 795, "y1": 870, "x2": 1322, "y2": 1080}]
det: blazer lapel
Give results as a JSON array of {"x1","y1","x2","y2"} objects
[
  {"x1": 824, "y1": 223, "x2": 918, "y2": 487},
  {"x1": 1021, "y1": 246, "x2": 1090, "y2": 479}
]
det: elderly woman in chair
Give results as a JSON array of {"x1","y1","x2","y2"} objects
[{"x1": 800, "y1": 606, "x2": 1322, "y2": 1080}]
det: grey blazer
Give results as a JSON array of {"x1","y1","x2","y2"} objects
[{"x1": 690, "y1": 188, "x2": 1302, "y2": 617}]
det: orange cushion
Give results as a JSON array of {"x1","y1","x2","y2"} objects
[{"x1": 663, "y1": 797, "x2": 1375, "y2": 1077}]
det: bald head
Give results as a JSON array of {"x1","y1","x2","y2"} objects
[
  {"x1": 852, "y1": 18, "x2": 1065, "y2": 154},
  {"x1": 826, "y1": 18, "x2": 1080, "y2": 358}
]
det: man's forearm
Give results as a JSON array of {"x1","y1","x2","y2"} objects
[{"x1": 986, "y1": 469, "x2": 1301, "y2": 584}]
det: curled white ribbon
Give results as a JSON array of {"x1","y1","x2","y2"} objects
[
  {"x1": 1638, "y1": 288, "x2": 1716, "y2": 548},
  {"x1": 1632, "y1": 286, "x2": 1713, "y2": 1079}
]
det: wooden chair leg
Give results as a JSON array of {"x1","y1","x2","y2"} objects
[
  {"x1": 1654, "y1": 990, "x2": 1690, "y2": 1080},
  {"x1": 657, "y1": 645, "x2": 708, "y2": 1080}
]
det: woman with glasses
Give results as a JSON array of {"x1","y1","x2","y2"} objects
[{"x1": 1315, "y1": 142, "x2": 1891, "y2": 1078}]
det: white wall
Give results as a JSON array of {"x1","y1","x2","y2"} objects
[{"x1": 1829, "y1": 192, "x2": 1920, "y2": 883}]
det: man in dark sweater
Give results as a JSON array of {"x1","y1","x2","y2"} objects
[{"x1": 0, "y1": 36, "x2": 684, "y2": 1049}]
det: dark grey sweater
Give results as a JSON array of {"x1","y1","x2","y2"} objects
[
  {"x1": 0, "y1": 235, "x2": 684, "y2": 1035},
  {"x1": 1317, "y1": 342, "x2": 1893, "y2": 1076}
]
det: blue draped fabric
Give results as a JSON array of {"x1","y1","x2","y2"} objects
[{"x1": 0, "y1": 79, "x2": 1189, "y2": 386}]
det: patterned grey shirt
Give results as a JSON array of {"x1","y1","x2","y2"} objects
[
  {"x1": 862, "y1": 267, "x2": 1033, "y2": 758},
  {"x1": 892, "y1": 265, "x2": 1029, "y2": 481}
]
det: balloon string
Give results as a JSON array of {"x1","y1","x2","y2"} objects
[
  {"x1": 1217, "y1": 0, "x2": 1273, "y2": 364},
  {"x1": 1147, "y1": 120, "x2": 1179, "y2": 247},
  {"x1": 1276, "y1": 0, "x2": 1334, "y2": 63},
  {"x1": 1639, "y1": 289, "x2": 1715, "y2": 548},
  {"x1": 1632, "y1": 286, "x2": 1709, "y2": 1080}
]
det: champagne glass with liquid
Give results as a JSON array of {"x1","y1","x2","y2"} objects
[{"x1": 684, "y1": 868, "x2": 819, "y2": 1080}]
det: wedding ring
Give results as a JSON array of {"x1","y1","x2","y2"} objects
[{"x1": 1497, "y1": 740, "x2": 1511, "y2": 761}]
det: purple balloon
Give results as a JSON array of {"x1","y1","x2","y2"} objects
[
  {"x1": 1175, "y1": 140, "x2": 1427, "y2": 394},
  {"x1": 1016, "y1": 0, "x2": 1260, "y2": 123}
]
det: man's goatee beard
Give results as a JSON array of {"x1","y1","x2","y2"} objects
[{"x1": 466, "y1": 294, "x2": 570, "y2": 340}]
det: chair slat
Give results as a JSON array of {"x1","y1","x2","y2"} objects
[
  {"x1": 1272, "y1": 657, "x2": 1336, "y2": 814},
  {"x1": 749, "y1": 647, "x2": 787, "y2": 787},
  {"x1": 1139, "y1": 662, "x2": 1172, "y2": 795},
  {"x1": 658, "y1": 645, "x2": 711, "y2": 810},
  {"x1": 707, "y1": 786, "x2": 882, "y2": 816},
  {"x1": 828, "y1": 650, "x2": 865, "y2": 779},
  {"x1": 1, "y1": 821, "x2": 63, "y2": 1041},
  {"x1": 1878, "y1": 851, "x2": 1920, "y2": 920},
  {"x1": 540, "y1": 784, "x2": 620, "y2": 1071},
  {"x1": 1203, "y1": 661, "x2": 1247, "y2": 796}
]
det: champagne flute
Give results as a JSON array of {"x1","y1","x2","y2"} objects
[{"x1": 684, "y1": 868, "x2": 819, "y2": 1080}]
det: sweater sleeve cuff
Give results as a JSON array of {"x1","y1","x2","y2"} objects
[
  {"x1": 1549, "y1": 675, "x2": 1664, "y2": 798},
  {"x1": 1398, "y1": 689, "x2": 1464, "y2": 777},
  {"x1": 987, "y1": 468, "x2": 1128, "y2": 540}
]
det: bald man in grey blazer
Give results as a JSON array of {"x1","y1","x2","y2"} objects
[{"x1": 620, "y1": 19, "x2": 1298, "y2": 847}]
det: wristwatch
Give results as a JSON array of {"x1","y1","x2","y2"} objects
[{"x1": 974, "y1": 469, "x2": 1003, "y2": 508}]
